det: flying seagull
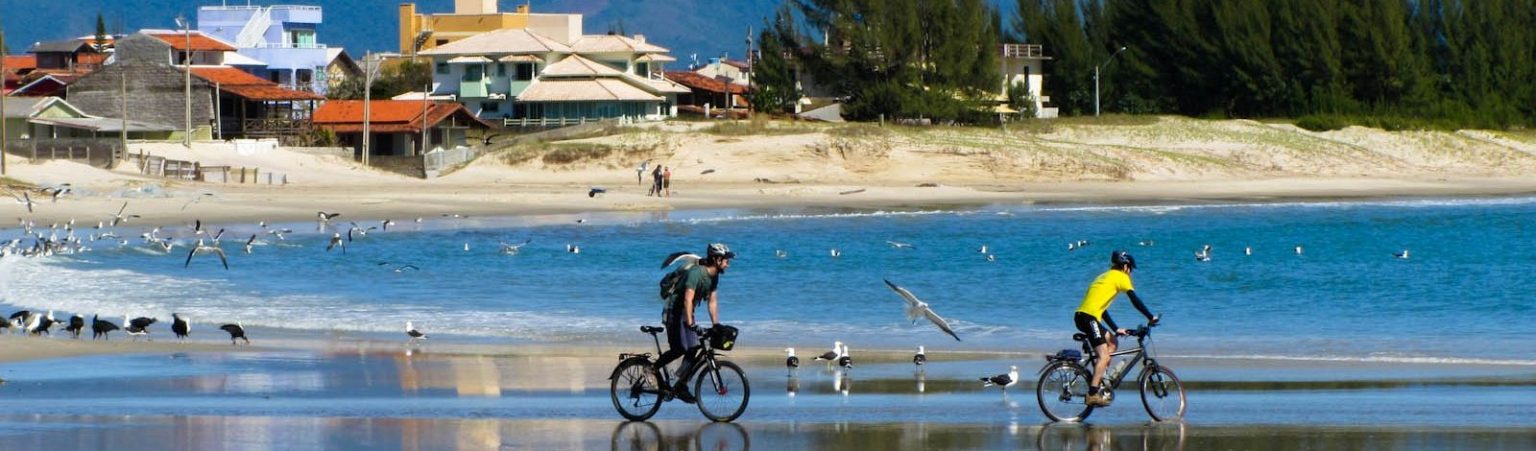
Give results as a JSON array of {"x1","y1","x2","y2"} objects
[
  {"x1": 660, "y1": 251, "x2": 701, "y2": 269},
  {"x1": 185, "y1": 239, "x2": 229, "y2": 270},
  {"x1": 326, "y1": 233, "x2": 346, "y2": 253},
  {"x1": 10, "y1": 191, "x2": 35, "y2": 213},
  {"x1": 886, "y1": 240, "x2": 915, "y2": 250},
  {"x1": 499, "y1": 239, "x2": 533, "y2": 254},
  {"x1": 110, "y1": 202, "x2": 139, "y2": 226},
  {"x1": 883, "y1": 279, "x2": 962, "y2": 341}
]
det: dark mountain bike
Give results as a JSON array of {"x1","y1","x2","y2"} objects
[
  {"x1": 610, "y1": 325, "x2": 751, "y2": 422},
  {"x1": 1036, "y1": 322, "x2": 1186, "y2": 422}
]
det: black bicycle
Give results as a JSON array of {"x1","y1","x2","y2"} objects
[
  {"x1": 1036, "y1": 322, "x2": 1186, "y2": 422},
  {"x1": 609, "y1": 325, "x2": 751, "y2": 422}
]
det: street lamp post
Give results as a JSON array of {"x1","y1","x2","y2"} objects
[
  {"x1": 176, "y1": 16, "x2": 192, "y2": 147},
  {"x1": 1094, "y1": 46, "x2": 1127, "y2": 117}
]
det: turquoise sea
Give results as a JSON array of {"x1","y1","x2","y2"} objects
[{"x1": 2, "y1": 196, "x2": 1533, "y2": 365}]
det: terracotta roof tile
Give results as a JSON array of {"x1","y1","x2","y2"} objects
[
  {"x1": 187, "y1": 67, "x2": 324, "y2": 101},
  {"x1": 665, "y1": 71, "x2": 748, "y2": 95},
  {"x1": 311, "y1": 100, "x2": 493, "y2": 133},
  {"x1": 148, "y1": 32, "x2": 238, "y2": 52},
  {"x1": 3, "y1": 55, "x2": 38, "y2": 71}
]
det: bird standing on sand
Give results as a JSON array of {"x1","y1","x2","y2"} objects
[
  {"x1": 30, "y1": 311, "x2": 56, "y2": 336},
  {"x1": 219, "y1": 323, "x2": 249, "y2": 345},
  {"x1": 813, "y1": 341, "x2": 842, "y2": 367},
  {"x1": 91, "y1": 314, "x2": 120, "y2": 340},
  {"x1": 981, "y1": 365, "x2": 1019, "y2": 393},
  {"x1": 883, "y1": 279, "x2": 963, "y2": 341},
  {"x1": 837, "y1": 344, "x2": 853, "y2": 370},
  {"x1": 65, "y1": 314, "x2": 85, "y2": 339},
  {"x1": 913, "y1": 346, "x2": 927, "y2": 367},
  {"x1": 172, "y1": 313, "x2": 190, "y2": 341},
  {"x1": 126, "y1": 316, "x2": 156, "y2": 341},
  {"x1": 785, "y1": 348, "x2": 800, "y2": 372},
  {"x1": 406, "y1": 321, "x2": 427, "y2": 343}
]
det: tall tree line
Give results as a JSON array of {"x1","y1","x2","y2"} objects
[
  {"x1": 1017, "y1": 0, "x2": 1536, "y2": 128},
  {"x1": 754, "y1": 0, "x2": 1003, "y2": 122}
]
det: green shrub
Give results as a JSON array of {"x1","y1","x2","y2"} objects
[
  {"x1": 542, "y1": 144, "x2": 613, "y2": 165},
  {"x1": 1295, "y1": 115, "x2": 1348, "y2": 132}
]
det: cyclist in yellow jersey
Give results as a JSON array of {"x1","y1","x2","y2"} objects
[{"x1": 1076, "y1": 250, "x2": 1159, "y2": 407}]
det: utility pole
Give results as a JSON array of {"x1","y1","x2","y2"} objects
[
  {"x1": 420, "y1": 81, "x2": 429, "y2": 155},
  {"x1": 177, "y1": 15, "x2": 193, "y2": 147},
  {"x1": 120, "y1": 70, "x2": 128, "y2": 163},
  {"x1": 1, "y1": 26, "x2": 8, "y2": 175},
  {"x1": 1094, "y1": 46, "x2": 1128, "y2": 118},
  {"x1": 362, "y1": 51, "x2": 372, "y2": 165}
]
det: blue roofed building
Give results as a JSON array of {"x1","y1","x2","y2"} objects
[{"x1": 197, "y1": 4, "x2": 351, "y2": 95}]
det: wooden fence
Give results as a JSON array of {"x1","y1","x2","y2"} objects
[
  {"x1": 123, "y1": 151, "x2": 287, "y2": 185},
  {"x1": 1, "y1": 138, "x2": 122, "y2": 168}
]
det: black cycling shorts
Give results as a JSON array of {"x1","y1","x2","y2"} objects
[{"x1": 1074, "y1": 312, "x2": 1109, "y2": 347}]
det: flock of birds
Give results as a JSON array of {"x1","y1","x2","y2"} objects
[{"x1": 0, "y1": 196, "x2": 479, "y2": 347}]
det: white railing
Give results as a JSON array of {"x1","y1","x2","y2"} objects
[
  {"x1": 502, "y1": 116, "x2": 638, "y2": 127},
  {"x1": 235, "y1": 7, "x2": 272, "y2": 48},
  {"x1": 252, "y1": 42, "x2": 328, "y2": 49}
]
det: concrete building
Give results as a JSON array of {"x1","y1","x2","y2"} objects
[
  {"x1": 197, "y1": 4, "x2": 351, "y2": 94},
  {"x1": 999, "y1": 43, "x2": 1057, "y2": 118},
  {"x1": 398, "y1": 0, "x2": 580, "y2": 56}
]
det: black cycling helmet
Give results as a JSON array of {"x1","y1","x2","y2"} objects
[
  {"x1": 707, "y1": 242, "x2": 737, "y2": 260},
  {"x1": 1110, "y1": 250, "x2": 1136, "y2": 270}
]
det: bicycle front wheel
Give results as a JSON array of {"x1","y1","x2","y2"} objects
[
  {"x1": 1037, "y1": 361, "x2": 1095, "y2": 422},
  {"x1": 611, "y1": 359, "x2": 665, "y2": 421},
  {"x1": 1139, "y1": 365, "x2": 1186, "y2": 421},
  {"x1": 694, "y1": 360, "x2": 750, "y2": 422}
]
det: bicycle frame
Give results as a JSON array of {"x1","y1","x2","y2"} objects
[
  {"x1": 1077, "y1": 326, "x2": 1160, "y2": 390},
  {"x1": 610, "y1": 326, "x2": 723, "y2": 393}
]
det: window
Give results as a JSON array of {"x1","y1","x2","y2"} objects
[
  {"x1": 435, "y1": 39, "x2": 449, "y2": 46},
  {"x1": 496, "y1": 63, "x2": 506, "y2": 77},
  {"x1": 436, "y1": 63, "x2": 449, "y2": 74},
  {"x1": 515, "y1": 63, "x2": 534, "y2": 81},
  {"x1": 481, "y1": 102, "x2": 501, "y2": 113},
  {"x1": 464, "y1": 65, "x2": 483, "y2": 82}
]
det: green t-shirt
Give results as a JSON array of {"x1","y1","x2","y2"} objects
[{"x1": 667, "y1": 264, "x2": 716, "y2": 315}]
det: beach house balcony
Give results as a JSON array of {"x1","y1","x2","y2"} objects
[{"x1": 198, "y1": 4, "x2": 336, "y2": 94}]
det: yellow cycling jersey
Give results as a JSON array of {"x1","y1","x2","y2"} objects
[{"x1": 1076, "y1": 269, "x2": 1134, "y2": 321}]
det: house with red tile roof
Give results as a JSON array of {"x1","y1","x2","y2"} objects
[
  {"x1": 664, "y1": 71, "x2": 750, "y2": 117},
  {"x1": 64, "y1": 33, "x2": 323, "y2": 143},
  {"x1": 311, "y1": 100, "x2": 492, "y2": 157}
]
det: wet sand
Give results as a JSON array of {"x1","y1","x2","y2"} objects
[{"x1": 0, "y1": 339, "x2": 1533, "y2": 450}]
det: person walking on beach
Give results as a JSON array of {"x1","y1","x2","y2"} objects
[
  {"x1": 655, "y1": 242, "x2": 735, "y2": 403},
  {"x1": 636, "y1": 160, "x2": 649, "y2": 186},
  {"x1": 1074, "y1": 250, "x2": 1159, "y2": 407},
  {"x1": 651, "y1": 164, "x2": 664, "y2": 197},
  {"x1": 663, "y1": 166, "x2": 672, "y2": 197}
]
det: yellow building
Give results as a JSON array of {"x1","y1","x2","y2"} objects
[{"x1": 399, "y1": 0, "x2": 581, "y2": 55}]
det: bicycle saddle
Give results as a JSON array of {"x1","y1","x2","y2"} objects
[
  {"x1": 641, "y1": 326, "x2": 664, "y2": 334},
  {"x1": 1072, "y1": 333, "x2": 1088, "y2": 342}
]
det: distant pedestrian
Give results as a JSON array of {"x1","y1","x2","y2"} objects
[
  {"x1": 636, "y1": 160, "x2": 649, "y2": 186},
  {"x1": 663, "y1": 166, "x2": 672, "y2": 197},
  {"x1": 651, "y1": 165, "x2": 664, "y2": 197}
]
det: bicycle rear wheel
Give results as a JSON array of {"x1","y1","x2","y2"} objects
[
  {"x1": 611, "y1": 359, "x2": 665, "y2": 421},
  {"x1": 694, "y1": 360, "x2": 750, "y2": 422},
  {"x1": 1139, "y1": 365, "x2": 1186, "y2": 421},
  {"x1": 1037, "y1": 361, "x2": 1095, "y2": 422}
]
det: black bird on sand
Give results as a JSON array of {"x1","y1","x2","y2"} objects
[
  {"x1": 9, "y1": 310, "x2": 31, "y2": 328},
  {"x1": 785, "y1": 348, "x2": 800, "y2": 370},
  {"x1": 406, "y1": 321, "x2": 427, "y2": 342},
  {"x1": 64, "y1": 314, "x2": 85, "y2": 339},
  {"x1": 914, "y1": 346, "x2": 927, "y2": 367},
  {"x1": 31, "y1": 311, "x2": 56, "y2": 336},
  {"x1": 91, "y1": 314, "x2": 120, "y2": 340},
  {"x1": 219, "y1": 323, "x2": 250, "y2": 345},
  {"x1": 980, "y1": 365, "x2": 1020, "y2": 393},
  {"x1": 172, "y1": 313, "x2": 190, "y2": 341}
]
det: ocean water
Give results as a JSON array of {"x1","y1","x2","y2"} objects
[{"x1": 2, "y1": 196, "x2": 1534, "y2": 365}]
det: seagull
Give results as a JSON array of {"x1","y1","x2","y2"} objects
[
  {"x1": 64, "y1": 314, "x2": 85, "y2": 339},
  {"x1": 588, "y1": 187, "x2": 606, "y2": 198},
  {"x1": 109, "y1": 202, "x2": 139, "y2": 226},
  {"x1": 91, "y1": 314, "x2": 119, "y2": 340},
  {"x1": 775, "y1": 249, "x2": 788, "y2": 258},
  {"x1": 499, "y1": 239, "x2": 532, "y2": 254},
  {"x1": 813, "y1": 341, "x2": 842, "y2": 365},
  {"x1": 43, "y1": 184, "x2": 72, "y2": 202},
  {"x1": 347, "y1": 222, "x2": 376, "y2": 241},
  {"x1": 660, "y1": 251, "x2": 701, "y2": 269},
  {"x1": 785, "y1": 347, "x2": 800, "y2": 371},
  {"x1": 185, "y1": 239, "x2": 229, "y2": 270},
  {"x1": 566, "y1": 244, "x2": 581, "y2": 254},
  {"x1": 317, "y1": 211, "x2": 342, "y2": 224},
  {"x1": 977, "y1": 245, "x2": 988, "y2": 254},
  {"x1": 837, "y1": 344, "x2": 853, "y2": 369},
  {"x1": 981, "y1": 365, "x2": 1020, "y2": 392},
  {"x1": 1138, "y1": 240, "x2": 1155, "y2": 247},
  {"x1": 381, "y1": 219, "x2": 396, "y2": 231},
  {"x1": 463, "y1": 242, "x2": 470, "y2": 252},
  {"x1": 125, "y1": 322, "x2": 150, "y2": 341},
  {"x1": 10, "y1": 310, "x2": 32, "y2": 329},
  {"x1": 171, "y1": 313, "x2": 190, "y2": 341},
  {"x1": 10, "y1": 191, "x2": 36, "y2": 213},
  {"x1": 1394, "y1": 249, "x2": 1410, "y2": 259},
  {"x1": 986, "y1": 254, "x2": 996, "y2": 262},
  {"x1": 1068, "y1": 242, "x2": 1077, "y2": 251},
  {"x1": 913, "y1": 346, "x2": 926, "y2": 367},
  {"x1": 883, "y1": 279, "x2": 962, "y2": 341},
  {"x1": 219, "y1": 323, "x2": 249, "y2": 345},
  {"x1": 326, "y1": 233, "x2": 346, "y2": 253},
  {"x1": 266, "y1": 227, "x2": 292, "y2": 241},
  {"x1": 128, "y1": 316, "x2": 157, "y2": 331},
  {"x1": 243, "y1": 234, "x2": 258, "y2": 254},
  {"x1": 1245, "y1": 246, "x2": 1253, "y2": 256},
  {"x1": 406, "y1": 321, "x2": 427, "y2": 342},
  {"x1": 22, "y1": 311, "x2": 41, "y2": 335},
  {"x1": 1295, "y1": 245, "x2": 1304, "y2": 255},
  {"x1": 30, "y1": 311, "x2": 57, "y2": 336},
  {"x1": 383, "y1": 263, "x2": 419, "y2": 273},
  {"x1": 886, "y1": 240, "x2": 915, "y2": 250},
  {"x1": 829, "y1": 248, "x2": 841, "y2": 258},
  {"x1": 180, "y1": 192, "x2": 216, "y2": 211}
]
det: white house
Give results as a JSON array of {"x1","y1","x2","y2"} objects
[{"x1": 999, "y1": 43, "x2": 1057, "y2": 118}]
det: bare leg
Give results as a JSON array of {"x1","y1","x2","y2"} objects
[{"x1": 1091, "y1": 336, "x2": 1118, "y2": 388}]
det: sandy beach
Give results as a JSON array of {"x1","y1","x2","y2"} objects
[{"x1": 3, "y1": 117, "x2": 1536, "y2": 449}]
